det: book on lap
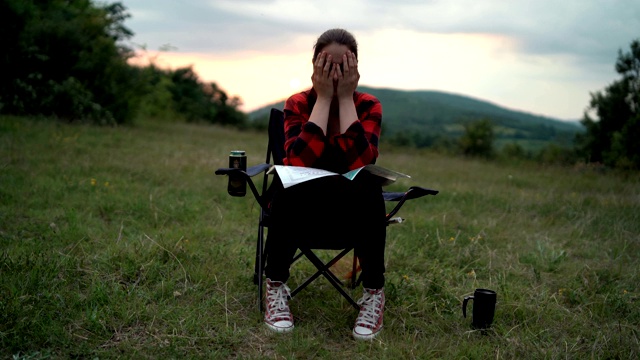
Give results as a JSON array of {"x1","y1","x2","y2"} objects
[{"x1": 267, "y1": 164, "x2": 410, "y2": 189}]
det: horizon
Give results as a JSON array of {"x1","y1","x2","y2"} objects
[{"x1": 241, "y1": 84, "x2": 585, "y2": 122}]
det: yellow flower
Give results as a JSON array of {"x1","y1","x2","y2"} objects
[
  {"x1": 467, "y1": 269, "x2": 476, "y2": 277},
  {"x1": 402, "y1": 274, "x2": 409, "y2": 281},
  {"x1": 104, "y1": 181, "x2": 110, "y2": 187},
  {"x1": 90, "y1": 178, "x2": 97, "y2": 186}
]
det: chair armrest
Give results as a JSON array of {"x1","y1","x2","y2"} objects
[
  {"x1": 215, "y1": 163, "x2": 272, "y2": 208},
  {"x1": 384, "y1": 186, "x2": 439, "y2": 221},
  {"x1": 215, "y1": 163, "x2": 271, "y2": 177},
  {"x1": 383, "y1": 186, "x2": 439, "y2": 201},
  {"x1": 247, "y1": 163, "x2": 272, "y2": 177}
]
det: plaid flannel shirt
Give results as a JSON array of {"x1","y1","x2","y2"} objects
[{"x1": 282, "y1": 89, "x2": 382, "y2": 173}]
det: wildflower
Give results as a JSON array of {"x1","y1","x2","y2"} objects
[
  {"x1": 467, "y1": 269, "x2": 476, "y2": 277},
  {"x1": 402, "y1": 274, "x2": 409, "y2": 281},
  {"x1": 449, "y1": 237, "x2": 455, "y2": 242},
  {"x1": 91, "y1": 178, "x2": 97, "y2": 186},
  {"x1": 104, "y1": 181, "x2": 110, "y2": 187}
]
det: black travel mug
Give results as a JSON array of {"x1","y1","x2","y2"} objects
[{"x1": 462, "y1": 288, "x2": 497, "y2": 329}]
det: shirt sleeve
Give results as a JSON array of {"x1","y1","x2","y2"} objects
[
  {"x1": 282, "y1": 92, "x2": 327, "y2": 167},
  {"x1": 330, "y1": 94, "x2": 382, "y2": 170}
]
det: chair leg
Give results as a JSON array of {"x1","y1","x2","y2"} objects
[
  {"x1": 256, "y1": 224, "x2": 265, "y2": 312},
  {"x1": 292, "y1": 251, "x2": 304, "y2": 263},
  {"x1": 350, "y1": 251, "x2": 358, "y2": 289},
  {"x1": 289, "y1": 250, "x2": 346, "y2": 294},
  {"x1": 291, "y1": 248, "x2": 360, "y2": 310},
  {"x1": 254, "y1": 232, "x2": 262, "y2": 285}
]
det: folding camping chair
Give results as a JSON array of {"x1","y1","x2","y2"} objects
[{"x1": 215, "y1": 108, "x2": 438, "y2": 312}]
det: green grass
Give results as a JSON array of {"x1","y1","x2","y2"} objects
[{"x1": 1, "y1": 116, "x2": 639, "y2": 359}]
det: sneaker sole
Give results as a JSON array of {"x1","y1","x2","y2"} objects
[
  {"x1": 266, "y1": 322, "x2": 294, "y2": 333},
  {"x1": 352, "y1": 326, "x2": 382, "y2": 340}
]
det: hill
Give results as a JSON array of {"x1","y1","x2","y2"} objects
[{"x1": 248, "y1": 86, "x2": 583, "y2": 150}]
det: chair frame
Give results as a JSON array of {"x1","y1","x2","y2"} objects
[{"x1": 216, "y1": 108, "x2": 438, "y2": 312}]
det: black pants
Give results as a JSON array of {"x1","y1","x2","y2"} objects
[{"x1": 264, "y1": 174, "x2": 387, "y2": 289}]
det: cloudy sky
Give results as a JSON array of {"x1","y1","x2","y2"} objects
[{"x1": 121, "y1": 0, "x2": 638, "y2": 120}]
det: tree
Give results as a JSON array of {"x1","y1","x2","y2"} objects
[
  {"x1": 501, "y1": 142, "x2": 528, "y2": 160},
  {"x1": 1, "y1": 1, "x2": 248, "y2": 126},
  {"x1": 459, "y1": 119, "x2": 495, "y2": 158},
  {"x1": 576, "y1": 39, "x2": 640, "y2": 170},
  {"x1": 0, "y1": 0, "x2": 140, "y2": 124},
  {"x1": 165, "y1": 66, "x2": 247, "y2": 126}
]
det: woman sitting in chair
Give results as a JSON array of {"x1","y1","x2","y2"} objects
[{"x1": 264, "y1": 28, "x2": 386, "y2": 340}]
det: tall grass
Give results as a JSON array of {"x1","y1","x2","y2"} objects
[{"x1": 1, "y1": 116, "x2": 638, "y2": 359}]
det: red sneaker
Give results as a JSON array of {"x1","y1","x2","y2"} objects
[
  {"x1": 353, "y1": 288, "x2": 384, "y2": 340},
  {"x1": 264, "y1": 278, "x2": 294, "y2": 333}
]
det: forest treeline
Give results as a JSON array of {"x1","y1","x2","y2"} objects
[
  {"x1": 1, "y1": 1, "x2": 638, "y2": 170},
  {"x1": 0, "y1": 0, "x2": 247, "y2": 126}
]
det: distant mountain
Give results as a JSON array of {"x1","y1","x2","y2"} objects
[{"x1": 248, "y1": 86, "x2": 583, "y2": 150}]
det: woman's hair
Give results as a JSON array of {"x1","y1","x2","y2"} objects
[{"x1": 312, "y1": 28, "x2": 358, "y2": 62}]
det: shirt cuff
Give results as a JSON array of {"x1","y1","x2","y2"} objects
[
  {"x1": 302, "y1": 121, "x2": 326, "y2": 137},
  {"x1": 330, "y1": 121, "x2": 363, "y2": 143}
]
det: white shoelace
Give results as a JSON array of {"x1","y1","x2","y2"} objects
[
  {"x1": 356, "y1": 290, "x2": 383, "y2": 328},
  {"x1": 266, "y1": 282, "x2": 292, "y2": 320}
]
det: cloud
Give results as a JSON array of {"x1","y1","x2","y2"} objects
[
  {"x1": 125, "y1": 0, "x2": 309, "y2": 53},
  {"x1": 121, "y1": 0, "x2": 639, "y2": 119},
  {"x1": 125, "y1": 0, "x2": 638, "y2": 63}
]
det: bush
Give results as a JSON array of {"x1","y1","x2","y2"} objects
[{"x1": 459, "y1": 118, "x2": 495, "y2": 158}]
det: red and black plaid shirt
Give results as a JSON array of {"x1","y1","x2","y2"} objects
[{"x1": 283, "y1": 89, "x2": 382, "y2": 174}]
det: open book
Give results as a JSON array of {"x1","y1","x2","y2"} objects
[{"x1": 268, "y1": 164, "x2": 410, "y2": 189}]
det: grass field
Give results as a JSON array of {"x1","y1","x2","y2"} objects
[{"x1": 1, "y1": 116, "x2": 639, "y2": 359}]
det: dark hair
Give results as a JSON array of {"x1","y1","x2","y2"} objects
[{"x1": 312, "y1": 28, "x2": 358, "y2": 62}]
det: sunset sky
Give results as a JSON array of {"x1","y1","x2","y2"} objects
[{"x1": 121, "y1": 0, "x2": 638, "y2": 121}]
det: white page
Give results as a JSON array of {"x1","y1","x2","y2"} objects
[{"x1": 269, "y1": 165, "x2": 338, "y2": 188}]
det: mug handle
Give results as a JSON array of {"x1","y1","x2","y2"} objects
[{"x1": 462, "y1": 296, "x2": 474, "y2": 318}]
